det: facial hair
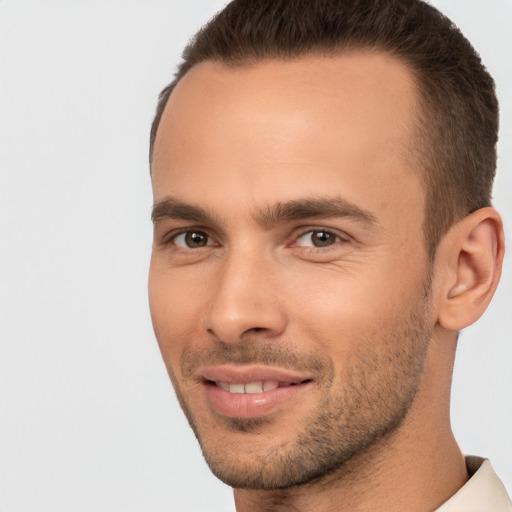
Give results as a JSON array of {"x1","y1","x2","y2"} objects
[{"x1": 166, "y1": 278, "x2": 433, "y2": 490}]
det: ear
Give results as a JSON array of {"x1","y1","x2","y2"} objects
[{"x1": 437, "y1": 207, "x2": 505, "y2": 331}]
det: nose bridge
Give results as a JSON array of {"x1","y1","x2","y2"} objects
[{"x1": 205, "y1": 242, "x2": 286, "y2": 343}]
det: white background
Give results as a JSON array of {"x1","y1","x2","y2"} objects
[{"x1": 0, "y1": 1, "x2": 510, "y2": 511}]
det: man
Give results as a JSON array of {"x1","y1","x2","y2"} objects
[{"x1": 148, "y1": 0, "x2": 511, "y2": 510}]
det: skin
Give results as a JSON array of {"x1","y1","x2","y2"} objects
[{"x1": 149, "y1": 53, "x2": 504, "y2": 511}]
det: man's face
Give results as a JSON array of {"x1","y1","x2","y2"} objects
[{"x1": 149, "y1": 54, "x2": 435, "y2": 488}]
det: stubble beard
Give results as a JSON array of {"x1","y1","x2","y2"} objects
[{"x1": 167, "y1": 278, "x2": 434, "y2": 490}]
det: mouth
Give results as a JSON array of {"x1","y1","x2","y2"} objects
[
  {"x1": 198, "y1": 365, "x2": 314, "y2": 419},
  {"x1": 206, "y1": 379, "x2": 311, "y2": 394}
]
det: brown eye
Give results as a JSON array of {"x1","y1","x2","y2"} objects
[
  {"x1": 295, "y1": 230, "x2": 341, "y2": 248},
  {"x1": 173, "y1": 230, "x2": 212, "y2": 248}
]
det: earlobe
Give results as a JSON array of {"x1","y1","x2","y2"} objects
[{"x1": 437, "y1": 207, "x2": 504, "y2": 331}]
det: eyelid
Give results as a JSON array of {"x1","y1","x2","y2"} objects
[
  {"x1": 158, "y1": 224, "x2": 351, "y2": 250},
  {"x1": 163, "y1": 227, "x2": 219, "y2": 248},
  {"x1": 289, "y1": 227, "x2": 350, "y2": 247}
]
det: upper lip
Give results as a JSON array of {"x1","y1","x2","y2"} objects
[{"x1": 197, "y1": 364, "x2": 314, "y2": 384}]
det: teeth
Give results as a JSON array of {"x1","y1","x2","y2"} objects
[
  {"x1": 217, "y1": 381, "x2": 230, "y2": 392},
  {"x1": 245, "y1": 382, "x2": 263, "y2": 393},
  {"x1": 215, "y1": 380, "x2": 282, "y2": 393},
  {"x1": 263, "y1": 380, "x2": 279, "y2": 391},
  {"x1": 229, "y1": 383, "x2": 245, "y2": 394}
]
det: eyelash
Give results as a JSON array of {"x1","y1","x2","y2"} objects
[
  {"x1": 292, "y1": 228, "x2": 348, "y2": 247},
  {"x1": 164, "y1": 228, "x2": 216, "y2": 249},
  {"x1": 163, "y1": 227, "x2": 349, "y2": 251}
]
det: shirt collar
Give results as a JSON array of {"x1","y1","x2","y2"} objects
[{"x1": 436, "y1": 456, "x2": 512, "y2": 511}]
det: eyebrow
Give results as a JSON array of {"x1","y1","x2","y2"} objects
[
  {"x1": 151, "y1": 197, "x2": 220, "y2": 225},
  {"x1": 151, "y1": 196, "x2": 378, "y2": 229},
  {"x1": 257, "y1": 197, "x2": 378, "y2": 228}
]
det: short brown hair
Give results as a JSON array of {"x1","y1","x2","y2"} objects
[{"x1": 150, "y1": 0, "x2": 498, "y2": 258}]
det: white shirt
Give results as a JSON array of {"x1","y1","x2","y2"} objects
[{"x1": 436, "y1": 456, "x2": 512, "y2": 511}]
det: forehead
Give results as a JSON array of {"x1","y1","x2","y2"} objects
[{"x1": 151, "y1": 53, "x2": 424, "y2": 230}]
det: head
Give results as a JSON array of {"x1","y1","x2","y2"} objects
[
  {"x1": 148, "y1": 0, "x2": 504, "y2": 494},
  {"x1": 149, "y1": 0, "x2": 499, "y2": 260}
]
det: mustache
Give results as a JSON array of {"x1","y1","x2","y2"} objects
[{"x1": 181, "y1": 340, "x2": 334, "y2": 382}]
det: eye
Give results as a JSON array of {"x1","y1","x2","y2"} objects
[
  {"x1": 294, "y1": 230, "x2": 343, "y2": 248},
  {"x1": 172, "y1": 230, "x2": 215, "y2": 249}
]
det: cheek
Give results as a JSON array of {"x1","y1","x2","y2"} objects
[
  {"x1": 288, "y1": 262, "x2": 424, "y2": 360},
  {"x1": 148, "y1": 266, "x2": 204, "y2": 367}
]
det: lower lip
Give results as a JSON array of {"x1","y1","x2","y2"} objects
[{"x1": 204, "y1": 381, "x2": 312, "y2": 419}]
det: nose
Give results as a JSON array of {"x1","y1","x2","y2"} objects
[{"x1": 204, "y1": 250, "x2": 287, "y2": 344}]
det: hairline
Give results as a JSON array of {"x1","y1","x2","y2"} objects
[
  {"x1": 149, "y1": 45, "x2": 422, "y2": 164},
  {"x1": 149, "y1": 48, "x2": 456, "y2": 261}
]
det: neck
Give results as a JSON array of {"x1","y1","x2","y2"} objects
[
  {"x1": 233, "y1": 336, "x2": 468, "y2": 512},
  {"x1": 234, "y1": 431, "x2": 466, "y2": 512}
]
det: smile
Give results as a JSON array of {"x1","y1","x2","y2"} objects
[
  {"x1": 213, "y1": 380, "x2": 307, "y2": 394},
  {"x1": 197, "y1": 366, "x2": 314, "y2": 418}
]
